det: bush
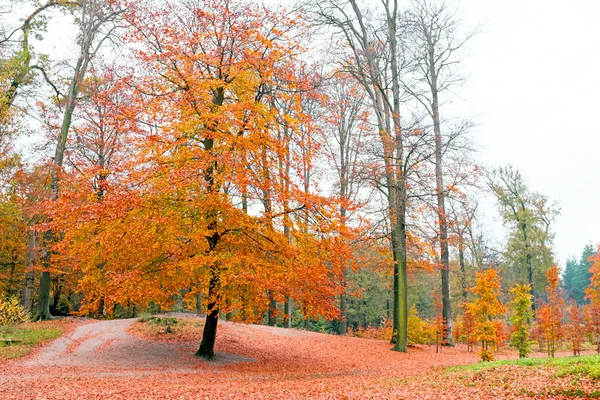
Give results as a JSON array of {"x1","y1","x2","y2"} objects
[
  {"x1": 348, "y1": 319, "x2": 393, "y2": 341},
  {"x1": 0, "y1": 297, "x2": 29, "y2": 326},
  {"x1": 480, "y1": 348, "x2": 494, "y2": 362},
  {"x1": 408, "y1": 306, "x2": 436, "y2": 345}
]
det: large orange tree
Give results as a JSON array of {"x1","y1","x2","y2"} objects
[{"x1": 50, "y1": 0, "x2": 351, "y2": 359}]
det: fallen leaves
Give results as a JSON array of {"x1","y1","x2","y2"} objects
[{"x1": 1, "y1": 317, "x2": 598, "y2": 399}]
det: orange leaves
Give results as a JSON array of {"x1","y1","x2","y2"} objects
[
  {"x1": 584, "y1": 245, "x2": 600, "y2": 353},
  {"x1": 585, "y1": 245, "x2": 600, "y2": 304},
  {"x1": 42, "y1": 0, "x2": 359, "y2": 330},
  {"x1": 537, "y1": 266, "x2": 564, "y2": 357}
]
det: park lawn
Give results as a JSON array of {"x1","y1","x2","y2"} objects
[{"x1": 0, "y1": 320, "x2": 68, "y2": 360}]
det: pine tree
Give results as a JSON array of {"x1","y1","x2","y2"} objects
[{"x1": 564, "y1": 244, "x2": 595, "y2": 304}]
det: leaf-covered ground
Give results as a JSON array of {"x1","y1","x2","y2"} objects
[{"x1": 0, "y1": 316, "x2": 598, "y2": 399}]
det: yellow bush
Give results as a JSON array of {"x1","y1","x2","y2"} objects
[
  {"x1": 408, "y1": 305, "x2": 436, "y2": 345},
  {"x1": 0, "y1": 296, "x2": 29, "y2": 326}
]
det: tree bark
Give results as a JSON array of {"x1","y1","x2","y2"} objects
[
  {"x1": 268, "y1": 297, "x2": 277, "y2": 326},
  {"x1": 33, "y1": 270, "x2": 52, "y2": 321},
  {"x1": 20, "y1": 230, "x2": 37, "y2": 311},
  {"x1": 196, "y1": 262, "x2": 220, "y2": 359},
  {"x1": 284, "y1": 296, "x2": 292, "y2": 328},
  {"x1": 427, "y1": 28, "x2": 453, "y2": 346},
  {"x1": 458, "y1": 233, "x2": 467, "y2": 301}
]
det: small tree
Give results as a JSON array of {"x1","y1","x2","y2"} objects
[
  {"x1": 584, "y1": 305, "x2": 600, "y2": 354},
  {"x1": 509, "y1": 284, "x2": 533, "y2": 358},
  {"x1": 584, "y1": 247, "x2": 600, "y2": 353},
  {"x1": 467, "y1": 269, "x2": 505, "y2": 361},
  {"x1": 537, "y1": 266, "x2": 564, "y2": 358},
  {"x1": 461, "y1": 302, "x2": 476, "y2": 352},
  {"x1": 567, "y1": 305, "x2": 585, "y2": 356}
]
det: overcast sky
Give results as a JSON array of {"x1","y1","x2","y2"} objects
[{"x1": 453, "y1": 0, "x2": 599, "y2": 265}]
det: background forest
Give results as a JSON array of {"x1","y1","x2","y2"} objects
[{"x1": 0, "y1": 0, "x2": 599, "y2": 361}]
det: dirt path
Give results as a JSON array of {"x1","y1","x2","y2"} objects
[{"x1": 2, "y1": 317, "x2": 247, "y2": 382}]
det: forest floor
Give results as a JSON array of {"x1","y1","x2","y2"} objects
[{"x1": 0, "y1": 315, "x2": 598, "y2": 399}]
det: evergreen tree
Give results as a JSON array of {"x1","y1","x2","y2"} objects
[{"x1": 563, "y1": 244, "x2": 594, "y2": 304}]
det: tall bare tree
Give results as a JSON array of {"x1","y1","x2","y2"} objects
[
  {"x1": 306, "y1": 0, "x2": 410, "y2": 351},
  {"x1": 400, "y1": 0, "x2": 476, "y2": 345}
]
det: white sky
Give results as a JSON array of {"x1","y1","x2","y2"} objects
[{"x1": 455, "y1": 0, "x2": 600, "y2": 265}]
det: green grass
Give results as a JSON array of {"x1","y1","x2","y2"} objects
[
  {"x1": 0, "y1": 323, "x2": 63, "y2": 360},
  {"x1": 448, "y1": 354, "x2": 600, "y2": 380}
]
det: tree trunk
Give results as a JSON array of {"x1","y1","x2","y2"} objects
[
  {"x1": 196, "y1": 260, "x2": 220, "y2": 359},
  {"x1": 429, "y1": 39, "x2": 453, "y2": 346},
  {"x1": 392, "y1": 212, "x2": 408, "y2": 352},
  {"x1": 527, "y1": 252, "x2": 536, "y2": 314},
  {"x1": 33, "y1": 271, "x2": 52, "y2": 321},
  {"x1": 268, "y1": 297, "x2": 277, "y2": 326},
  {"x1": 284, "y1": 297, "x2": 292, "y2": 328},
  {"x1": 21, "y1": 230, "x2": 37, "y2": 311},
  {"x1": 50, "y1": 275, "x2": 62, "y2": 315},
  {"x1": 459, "y1": 235, "x2": 467, "y2": 301},
  {"x1": 339, "y1": 291, "x2": 347, "y2": 335}
]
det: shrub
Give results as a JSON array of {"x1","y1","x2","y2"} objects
[
  {"x1": 408, "y1": 306, "x2": 436, "y2": 345},
  {"x1": 0, "y1": 297, "x2": 29, "y2": 326}
]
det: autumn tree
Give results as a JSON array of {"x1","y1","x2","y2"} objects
[
  {"x1": 584, "y1": 245, "x2": 600, "y2": 353},
  {"x1": 467, "y1": 268, "x2": 505, "y2": 361},
  {"x1": 509, "y1": 283, "x2": 532, "y2": 358},
  {"x1": 321, "y1": 74, "x2": 371, "y2": 334},
  {"x1": 29, "y1": 0, "x2": 123, "y2": 321},
  {"x1": 47, "y1": 0, "x2": 352, "y2": 360},
  {"x1": 567, "y1": 304, "x2": 585, "y2": 356},
  {"x1": 0, "y1": 158, "x2": 26, "y2": 298},
  {"x1": 537, "y1": 266, "x2": 564, "y2": 358},
  {"x1": 461, "y1": 302, "x2": 475, "y2": 352}
]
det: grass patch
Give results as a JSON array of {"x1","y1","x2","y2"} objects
[
  {"x1": 0, "y1": 322, "x2": 64, "y2": 360},
  {"x1": 448, "y1": 354, "x2": 600, "y2": 380}
]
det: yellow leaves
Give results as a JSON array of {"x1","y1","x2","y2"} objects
[{"x1": 466, "y1": 269, "x2": 505, "y2": 360}]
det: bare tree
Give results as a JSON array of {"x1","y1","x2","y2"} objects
[
  {"x1": 399, "y1": 0, "x2": 477, "y2": 345},
  {"x1": 306, "y1": 0, "x2": 410, "y2": 351}
]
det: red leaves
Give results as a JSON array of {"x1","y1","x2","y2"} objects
[{"x1": 3, "y1": 317, "x2": 598, "y2": 399}]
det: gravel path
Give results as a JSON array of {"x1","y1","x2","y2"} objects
[{"x1": 14, "y1": 318, "x2": 214, "y2": 375}]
